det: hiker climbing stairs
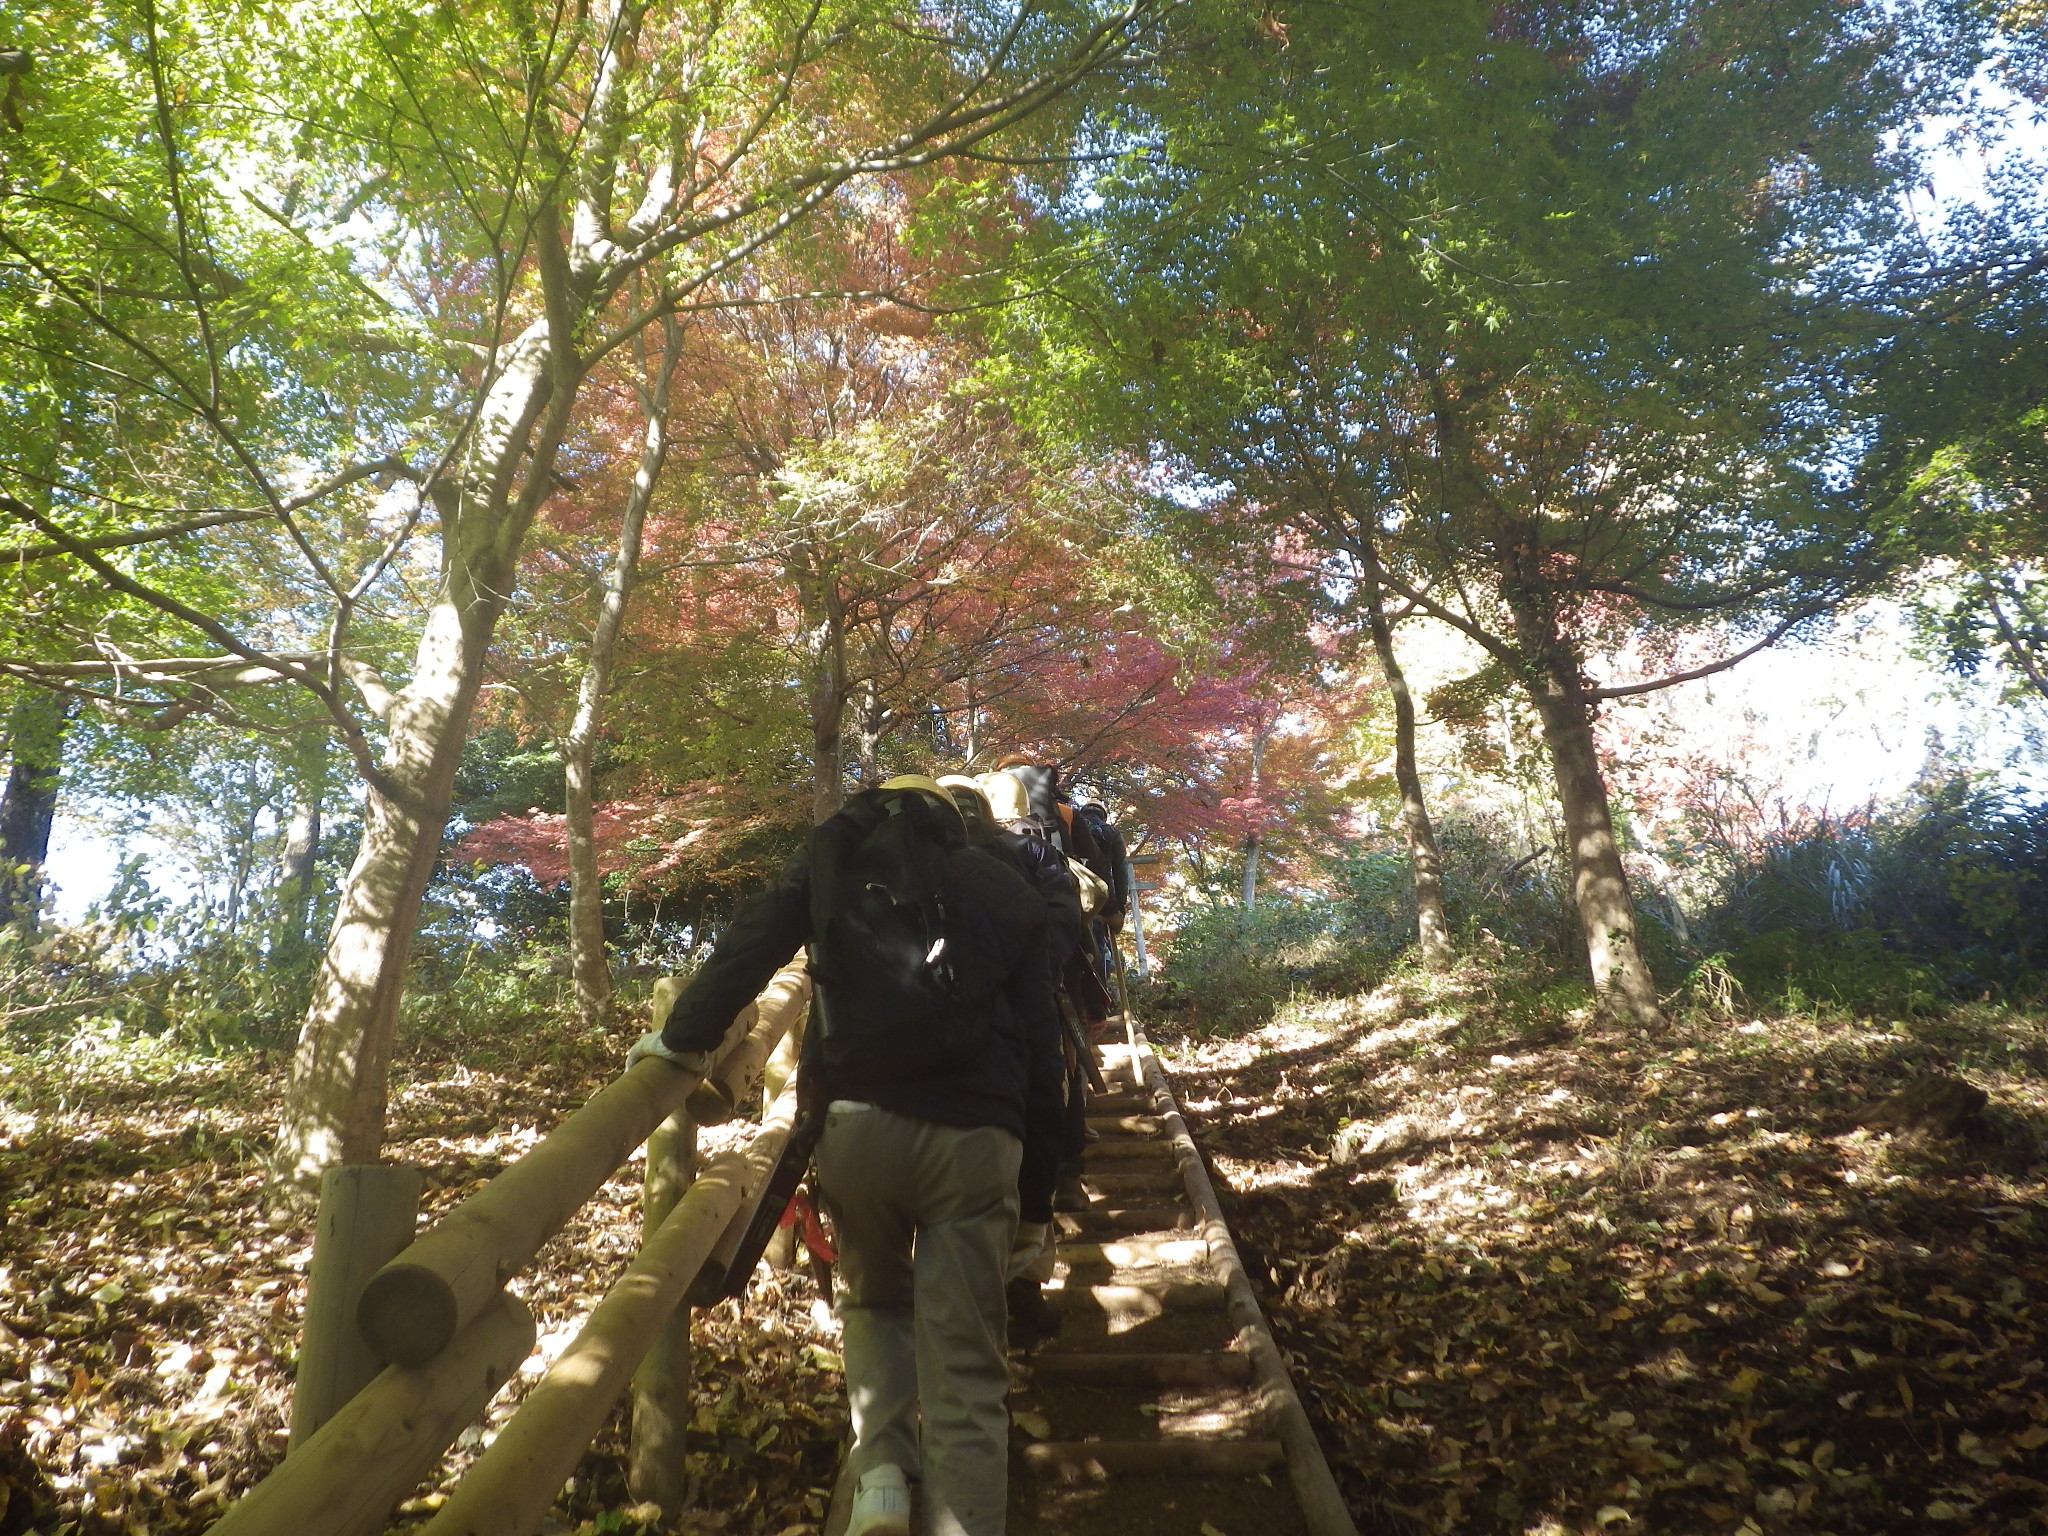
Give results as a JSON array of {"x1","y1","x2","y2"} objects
[
  {"x1": 1001, "y1": 1025, "x2": 1354, "y2": 1535},
  {"x1": 822, "y1": 1023, "x2": 1352, "y2": 1536}
]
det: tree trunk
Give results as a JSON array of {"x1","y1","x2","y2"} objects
[
  {"x1": 0, "y1": 692, "x2": 66, "y2": 931},
  {"x1": 804, "y1": 580, "x2": 850, "y2": 824},
  {"x1": 1357, "y1": 555, "x2": 1452, "y2": 970},
  {"x1": 1240, "y1": 722, "x2": 1267, "y2": 911},
  {"x1": 223, "y1": 786, "x2": 260, "y2": 932},
  {"x1": 850, "y1": 679, "x2": 887, "y2": 789},
  {"x1": 564, "y1": 319, "x2": 679, "y2": 1031},
  {"x1": 1507, "y1": 600, "x2": 1663, "y2": 1025},
  {"x1": 275, "y1": 732, "x2": 328, "y2": 962},
  {"x1": 274, "y1": 317, "x2": 580, "y2": 1186}
]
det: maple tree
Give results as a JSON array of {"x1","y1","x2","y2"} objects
[
  {"x1": 0, "y1": 0, "x2": 1160, "y2": 1179},
  {"x1": 1013, "y1": 0, "x2": 1992, "y2": 1024}
]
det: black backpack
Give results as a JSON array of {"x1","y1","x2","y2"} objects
[
  {"x1": 806, "y1": 788, "x2": 996, "y2": 1076},
  {"x1": 1074, "y1": 802, "x2": 1130, "y2": 914}
]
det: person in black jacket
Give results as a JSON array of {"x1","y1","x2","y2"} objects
[
  {"x1": 941, "y1": 774, "x2": 1083, "y2": 1342},
  {"x1": 629, "y1": 776, "x2": 1054, "y2": 1536}
]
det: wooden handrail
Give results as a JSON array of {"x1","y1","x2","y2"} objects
[
  {"x1": 687, "y1": 957, "x2": 809, "y2": 1123},
  {"x1": 206, "y1": 1292, "x2": 536, "y2": 1536},
  {"x1": 417, "y1": 1090, "x2": 802, "y2": 1536},
  {"x1": 357, "y1": 956, "x2": 810, "y2": 1366},
  {"x1": 210, "y1": 959, "x2": 813, "y2": 1536}
]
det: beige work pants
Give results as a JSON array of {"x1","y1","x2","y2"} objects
[{"x1": 817, "y1": 1103, "x2": 1021, "y2": 1536}]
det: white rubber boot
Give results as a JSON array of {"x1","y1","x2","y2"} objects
[{"x1": 848, "y1": 1463, "x2": 912, "y2": 1536}]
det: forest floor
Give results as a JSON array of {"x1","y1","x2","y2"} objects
[
  {"x1": 3, "y1": 962, "x2": 2046, "y2": 1536},
  {"x1": 0, "y1": 1015, "x2": 840, "y2": 1536},
  {"x1": 1154, "y1": 960, "x2": 2048, "y2": 1536}
]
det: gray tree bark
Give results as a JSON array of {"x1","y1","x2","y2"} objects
[
  {"x1": 1240, "y1": 720, "x2": 1268, "y2": 911},
  {"x1": 1505, "y1": 589, "x2": 1664, "y2": 1026},
  {"x1": 275, "y1": 314, "x2": 583, "y2": 1184},
  {"x1": 803, "y1": 579, "x2": 851, "y2": 825},
  {"x1": 564, "y1": 318, "x2": 681, "y2": 1031},
  {"x1": 1355, "y1": 548, "x2": 1452, "y2": 970},
  {"x1": 0, "y1": 691, "x2": 66, "y2": 931},
  {"x1": 275, "y1": 732, "x2": 328, "y2": 962}
]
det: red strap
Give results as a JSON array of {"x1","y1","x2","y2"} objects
[{"x1": 778, "y1": 1185, "x2": 838, "y2": 1263}]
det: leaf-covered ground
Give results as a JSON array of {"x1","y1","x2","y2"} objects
[
  {"x1": 8, "y1": 968, "x2": 2048, "y2": 1536},
  {"x1": 1158, "y1": 965, "x2": 2048, "y2": 1536},
  {"x1": 0, "y1": 1021, "x2": 844, "y2": 1536}
]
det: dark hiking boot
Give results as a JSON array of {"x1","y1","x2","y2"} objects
[{"x1": 1006, "y1": 1276, "x2": 1061, "y2": 1349}]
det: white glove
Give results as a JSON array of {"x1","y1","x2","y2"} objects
[
  {"x1": 627, "y1": 1030, "x2": 712, "y2": 1074},
  {"x1": 1007, "y1": 1221, "x2": 1051, "y2": 1281}
]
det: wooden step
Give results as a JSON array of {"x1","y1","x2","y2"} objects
[
  {"x1": 1081, "y1": 1169, "x2": 1184, "y2": 1196},
  {"x1": 1089, "y1": 1094, "x2": 1153, "y2": 1114},
  {"x1": 1088, "y1": 1114, "x2": 1165, "y2": 1136},
  {"x1": 1083, "y1": 1137, "x2": 1177, "y2": 1160},
  {"x1": 1028, "y1": 1352, "x2": 1253, "y2": 1387},
  {"x1": 1021, "y1": 1439, "x2": 1286, "y2": 1479},
  {"x1": 1056, "y1": 1205, "x2": 1194, "y2": 1236},
  {"x1": 1057, "y1": 1238, "x2": 1211, "y2": 1270},
  {"x1": 1048, "y1": 1280, "x2": 1227, "y2": 1314}
]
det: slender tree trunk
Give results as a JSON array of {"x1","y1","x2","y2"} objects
[
  {"x1": 1240, "y1": 722, "x2": 1267, "y2": 911},
  {"x1": 0, "y1": 692, "x2": 66, "y2": 931},
  {"x1": 275, "y1": 316, "x2": 582, "y2": 1185},
  {"x1": 804, "y1": 582, "x2": 851, "y2": 824},
  {"x1": 850, "y1": 680, "x2": 887, "y2": 788},
  {"x1": 224, "y1": 788, "x2": 260, "y2": 932},
  {"x1": 275, "y1": 732, "x2": 328, "y2": 961},
  {"x1": 564, "y1": 319, "x2": 679, "y2": 1031},
  {"x1": 1506, "y1": 591, "x2": 1663, "y2": 1025},
  {"x1": 1357, "y1": 555, "x2": 1452, "y2": 970}
]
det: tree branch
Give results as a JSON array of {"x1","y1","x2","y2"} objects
[{"x1": 1585, "y1": 605, "x2": 1825, "y2": 700}]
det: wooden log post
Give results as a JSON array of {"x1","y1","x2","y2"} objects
[
  {"x1": 417, "y1": 1093, "x2": 801, "y2": 1536},
  {"x1": 292, "y1": 1164, "x2": 423, "y2": 1448},
  {"x1": 758, "y1": 1022, "x2": 803, "y2": 1269},
  {"x1": 207, "y1": 1291, "x2": 535, "y2": 1536},
  {"x1": 627, "y1": 1108, "x2": 695, "y2": 1515}
]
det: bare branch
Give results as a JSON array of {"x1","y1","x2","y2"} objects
[
  {"x1": 0, "y1": 495, "x2": 406, "y2": 804},
  {"x1": 1585, "y1": 605, "x2": 1825, "y2": 700}
]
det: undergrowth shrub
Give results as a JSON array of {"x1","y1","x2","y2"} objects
[
  {"x1": 1694, "y1": 778, "x2": 2048, "y2": 1013},
  {"x1": 1142, "y1": 896, "x2": 1391, "y2": 1035}
]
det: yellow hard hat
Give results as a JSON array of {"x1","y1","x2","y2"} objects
[
  {"x1": 877, "y1": 774, "x2": 962, "y2": 820},
  {"x1": 937, "y1": 774, "x2": 994, "y2": 817},
  {"x1": 977, "y1": 769, "x2": 1031, "y2": 823},
  {"x1": 880, "y1": 772, "x2": 948, "y2": 797}
]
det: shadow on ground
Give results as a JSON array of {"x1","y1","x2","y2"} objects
[{"x1": 1156, "y1": 964, "x2": 2048, "y2": 1536}]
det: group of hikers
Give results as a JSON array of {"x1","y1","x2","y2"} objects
[{"x1": 628, "y1": 755, "x2": 1137, "y2": 1536}]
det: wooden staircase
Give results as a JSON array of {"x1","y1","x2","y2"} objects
[
  {"x1": 1002, "y1": 1032, "x2": 1353, "y2": 1536},
  {"x1": 826, "y1": 1027, "x2": 1354, "y2": 1536}
]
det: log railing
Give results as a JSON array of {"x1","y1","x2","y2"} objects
[{"x1": 210, "y1": 956, "x2": 811, "y2": 1536}]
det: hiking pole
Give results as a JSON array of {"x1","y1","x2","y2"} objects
[
  {"x1": 1115, "y1": 944, "x2": 1142, "y2": 1091},
  {"x1": 1060, "y1": 995, "x2": 1107, "y2": 1094}
]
